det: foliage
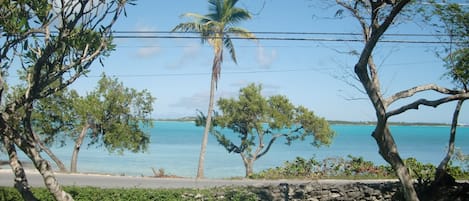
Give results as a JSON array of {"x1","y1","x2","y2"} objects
[
  {"x1": 197, "y1": 83, "x2": 335, "y2": 177},
  {"x1": 252, "y1": 156, "x2": 469, "y2": 180},
  {"x1": 0, "y1": 186, "x2": 259, "y2": 201},
  {"x1": 404, "y1": 158, "x2": 436, "y2": 184},
  {"x1": 172, "y1": 0, "x2": 257, "y2": 179},
  {"x1": 454, "y1": 149, "x2": 469, "y2": 171},
  {"x1": 0, "y1": 0, "x2": 134, "y2": 200},
  {"x1": 429, "y1": 1, "x2": 469, "y2": 89},
  {"x1": 33, "y1": 74, "x2": 155, "y2": 154}
]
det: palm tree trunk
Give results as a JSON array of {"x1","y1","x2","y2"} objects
[
  {"x1": 197, "y1": 41, "x2": 222, "y2": 179},
  {"x1": 33, "y1": 132, "x2": 67, "y2": 172},
  {"x1": 3, "y1": 135, "x2": 38, "y2": 201},
  {"x1": 71, "y1": 124, "x2": 90, "y2": 173},
  {"x1": 196, "y1": 70, "x2": 217, "y2": 179}
]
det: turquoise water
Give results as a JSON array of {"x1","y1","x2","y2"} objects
[{"x1": 3, "y1": 121, "x2": 469, "y2": 178}]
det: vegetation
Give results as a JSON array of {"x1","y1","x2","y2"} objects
[
  {"x1": 33, "y1": 75, "x2": 155, "y2": 173},
  {"x1": 0, "y1": 0, "x2": 133, "y2": 200},
  {"x1": 252, "y1": 156, "x2": 469, "y2": 181},
  {"x1": 197, "y1": 83, "x2": 335, "y2": 177},
  {"x1": 0, "y1": 186, "x2": 259, "y2": 201},
  {"x1": 172, "y1": 0, "x2": 257, "y2": 179},
  {"x1": 426, "y1": 1, "x2": 469, "y2": 188},
  {"x1": 335, "y1": 1, "x2": 469, "y2": 200}
]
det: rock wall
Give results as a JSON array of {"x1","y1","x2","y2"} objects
[
  {"x1": 254, "y1": 181, "x2": 469, "y2": 201},
  {"x1": 256, "y1": 182, "x2": 399, "y2": 201}
]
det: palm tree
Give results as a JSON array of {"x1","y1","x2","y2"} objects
[{"x1": 172, "y1": 0, "x2": 256, "y2": 179}]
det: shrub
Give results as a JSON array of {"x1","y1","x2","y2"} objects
[{"x1": 252, "y1": 155, "x2": 469, "y2": 180}]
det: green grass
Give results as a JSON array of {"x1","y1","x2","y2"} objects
[{"x1": 0, "y1": 186, "x2": 259, "y2": 201}]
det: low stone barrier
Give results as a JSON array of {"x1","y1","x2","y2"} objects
[{"x1": 255, "y1": 182, "x2": 399, "y2": 201}]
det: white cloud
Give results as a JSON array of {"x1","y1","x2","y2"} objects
[
  {"x1": 137, "y1": 46, "x2": 161, "y2": 58},
  {"x1": 256, "y1": 46, "x2": 277, "y2": 68},
  {"x1": 133, "y1": 24, "x2": 161, "y2": 59},
  {"x1": 169, "y1": 42, "x2": 202, "y2": 68},
  {"x1": 169, "y1": 89, "x2": 236, "y2": 112}
]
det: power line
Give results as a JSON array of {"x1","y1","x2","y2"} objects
[
  {"x1": 110, "y1": 31, "x2": 460, "y2": 44},
  {"x1": 78, "y1": 60, "x2": 441, "y2": 78},
  {"x1": 113, "y1": 31, "x2": 446, "y2": 37}
]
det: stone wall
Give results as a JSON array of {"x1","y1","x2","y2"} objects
[
  {"x1": 255, "y1": 182, "x2": 400, "y2": 201},
  {"x1": 253, "y1": 181, "x2": 469, "y2": 201}
]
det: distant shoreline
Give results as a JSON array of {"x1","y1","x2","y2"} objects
[{"x1": 155, "y1": 117, "x2": 465, "y2": 127}]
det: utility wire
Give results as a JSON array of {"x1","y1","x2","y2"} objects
[
  {"x1": 110, "y1": 31, "x2": 460, "y2": 44},
  {"x1": 113, "y1": 31, "x2": 447, "y2": 37}
]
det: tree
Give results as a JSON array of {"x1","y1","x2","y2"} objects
[
  {"x1": 335, "y1": 1, "x2": 469, "y2": 200},
  {"x1": 196, "y1": 83, "x2": 335, "y2": 177},
  {"x1": 172, "y1": 0, "x2": 256, "y2": 179},
  {"x1": 32, "y1": 75, "x2": 155, "y2": 173},
  {"x1": 429, "y1": 2, "x2": 469, "y2": 187},
  {"x1": 0, "y1": 0, "x2": 133, "y2": 200}
]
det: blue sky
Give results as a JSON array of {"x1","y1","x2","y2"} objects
[{"x1": 70, "y1": 0, "x2": 468, "y2": 124}]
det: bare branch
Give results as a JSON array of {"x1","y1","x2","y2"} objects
[
  {"x1": 386, "y1": 92, "x2": 469, "y2": 117},
  {"x1": 385, "y1": 84, "x2": 463, "y2": 106}
]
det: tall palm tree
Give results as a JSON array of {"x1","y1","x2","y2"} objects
[{"x1": 173, "y1": 0, "x2": 256, "y2": 179}]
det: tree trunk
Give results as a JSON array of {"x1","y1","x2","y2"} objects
[
  {"x1": 71, "y1": 124, "x2": 90, "y2": 173},
  {"x1": 372, "y1": 123, "x2": 419, "y2": 201},
  {"x1": 197, "y1": 43, "x2": 222, "y2": 179},
  {"x1": 197, "y1": 71, "x2": 217, "y2": 179},
  {"x1": 19, "y1": 143, "x2": 73, "y2": 201},
  {"x1": 3, "y1": 135, "x2": 38, "y2": 201},
  {"x1": 33, "y1": 132, "x2": 67, "y2": 172},
  {"x1": 244, "y1": 159, "x2": 254, "y2": 178},
  {"x1": 433, "y1": 99, "x2": 463, "y2": 186}
]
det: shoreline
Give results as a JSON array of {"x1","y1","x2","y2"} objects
[{"x1": 155, "y1": 118, "x2": 465, "y2": 127}]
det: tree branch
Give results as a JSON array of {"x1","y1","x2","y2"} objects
[
  {"x1": 257, "y1": 133, "x2": 287, "y2": 159},
  {"x1": 386, "y1": 93, "x2": 469, "y2": 117},
  {"x1": 385, "y1": 84, "x2": 463, "y2": 106}
]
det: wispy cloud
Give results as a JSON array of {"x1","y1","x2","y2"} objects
[
  {"x1": 256, "y1": 46, "x2": 277, "y2": 68},
  {"x1": 134, "y1": 25, "x2": 161, "y2": 58},
  {"x1": 169, "y1": 89, "x2": 235, "y2": 111},
  {"x1": 169, "y1": 42, "x2": 202, "y2": 68}
]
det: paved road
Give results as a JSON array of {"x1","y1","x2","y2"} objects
[{"x1": 0, "y1": 169, "x2": 398, "y2": 189}]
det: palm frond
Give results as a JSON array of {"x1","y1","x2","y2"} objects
[
  {"x1": 172, "y1": 22, "x2": 199, "y2": 32},
  {"x1": 212, "y1": 47, "x2": 223, "y2": 86},
  {"x1": 181, "y1": 12, "x2": 211, "y2": 22},
  {"x1": 223, "y1": 36, "x2": 237, "y2": 64},
  {"x1": 208, "y1": 0, "x2": 223, "y2": 21},
  {"x1": 225, "y1": 7, "x2": 252, "y2": 25},
  {"x1": 226, "y1": 27, "x2": 256, "y2": 41}
]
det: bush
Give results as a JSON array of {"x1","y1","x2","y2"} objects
[{"x1": 252, "y1": 155, "x2": 469, "y2": 180}]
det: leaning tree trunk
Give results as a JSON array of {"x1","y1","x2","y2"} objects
[
  {"x1": 20, "y1": 142, "x2": 74, "y2": 201},
  {"x1": 434, "y1": 99, "x2": 464, "y2": 186},
  {"x1": 71, "y1": 124, "x2": 90, "y2": 173},
  {"x1": 196, "y1": 71, "x2": 216, "y2": 179},
  {"x1": 197, "y1": 43, "x2": 222, "y2": 179},
  {"x1": 3, "y1": 134, "x2": 38, "y2": 201},
  {"x1": 373, "y1": 122, "x2": 419, "y2": 201},
  {"x1": 33, "y1": 132, "x2": 67, "y2": 172}
]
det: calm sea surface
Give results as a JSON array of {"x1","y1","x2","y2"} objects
[{"x1": 3, "y1": 121, "x2": 469, "y2": 178}]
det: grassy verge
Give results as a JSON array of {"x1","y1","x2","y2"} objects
[{"x1": 0, "y1": 186, "x2": 259, "y2": 201}]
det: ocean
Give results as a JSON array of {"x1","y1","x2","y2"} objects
[{"x1": 3, "y1": 121, "x2": 469, "y2": 178}]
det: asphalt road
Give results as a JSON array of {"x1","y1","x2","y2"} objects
[{"x1": 0, "y1": 169, "x2": 398, "y2": 189}]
